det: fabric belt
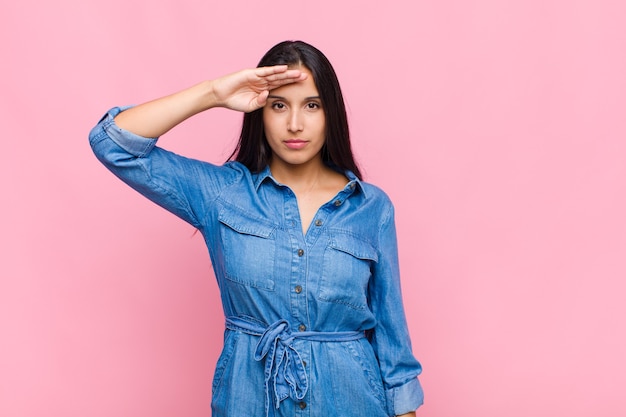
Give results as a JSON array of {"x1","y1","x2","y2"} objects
[{"x1": 225, "y1": 316, "x2": 365, "y2": 416}]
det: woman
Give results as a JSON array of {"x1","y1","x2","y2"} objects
[{"x1": 90, "y1": 40, "x2": 423, "y2": 417}]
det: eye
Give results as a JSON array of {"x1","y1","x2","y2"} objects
[
  {"x1": 306, "y1": 102, "x2": 321, "y2": 110},
  {"x1": 271, "y1": 102, "x2": 286, "y2": 111}
]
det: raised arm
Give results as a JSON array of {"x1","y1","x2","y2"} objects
[{"x1": 114, "y1": 65, "x2": 307, "y2": 138}]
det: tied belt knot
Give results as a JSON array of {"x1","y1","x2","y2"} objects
[{"x1": 225, "y1": 316, "x2": 365, "y2": 417}]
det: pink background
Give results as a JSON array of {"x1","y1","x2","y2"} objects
[{"x1": 1, "y1": 1, "x2": 625, "y2": 416}]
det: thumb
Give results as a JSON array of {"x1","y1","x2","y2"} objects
[{"x1": 254, "y1": 89, "x2": 270, "y2": 108}]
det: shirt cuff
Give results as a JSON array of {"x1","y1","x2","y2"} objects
[
  {"x1": 100, "y1": 106, "x2": 158, "y2": 157},
  {"x1": 385, "y1": 377, "x2": 424, "y2": 416}
]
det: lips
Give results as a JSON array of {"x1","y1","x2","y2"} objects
[{"x1": 284, "y1": 139, "x2": 308, "y2": 150}]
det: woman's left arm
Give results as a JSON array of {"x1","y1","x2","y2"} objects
[{"x1": 368, "y1": 202, "x2": 424, "y2": 416}]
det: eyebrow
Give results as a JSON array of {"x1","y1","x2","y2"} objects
[{"x1": 267, "y1": 95, "x2": 321, "y2": 101}]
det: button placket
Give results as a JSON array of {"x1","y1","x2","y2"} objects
[{"x1": 289, "y1": 223, "x2": 310, "y2": 337}]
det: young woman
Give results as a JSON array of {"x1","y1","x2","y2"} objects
[{"x1": 89, "y1": 40, "x2": 423, "y2": 417}]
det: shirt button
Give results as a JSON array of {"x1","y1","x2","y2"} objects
[
  {"x1": 349, "y1": 183, "x2": 356, "y2": 189},
  {"x1": 297, "y1": 249, "x2": 305, "y2": 257},
  {"x1": 314, "y1": 219, "x2": 323, "y2": 226},
  {"x1": 294, "y1": 285, "x2": 303, "y2": 294},
  {"x1": 298, "y1": 324, "x2": 306, "y2": 332},
  {"x1": 299, "y1": 401, "x2": 307, "y2": 410},
  {"x1": 333, "y1": 200, "x2": 342, "y2": 207},
  {"x1": 302, "y1": 360, "x2": 307, "y2": 367}
]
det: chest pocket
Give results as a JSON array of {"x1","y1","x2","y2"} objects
[
  {"x1": 218, "y1": 208, "x2": 277, "y2": 291},
  {"x1": 318, "y1": 232, "x2": 378, "y2": 310}
]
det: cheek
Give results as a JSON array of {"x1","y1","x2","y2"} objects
[
  {"x1": 315, "y1": 115, "x2": 326, "y2": 137},
  {"x1": 262, "y1": 115, "x2": 277, "y2": 139},
  {"x1": 263, "y1": 111, "x2": 287, "y2": 136}
]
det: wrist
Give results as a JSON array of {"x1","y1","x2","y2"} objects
[{"x1": 197, "y1": 79, "x2": 221, "y2": 110}]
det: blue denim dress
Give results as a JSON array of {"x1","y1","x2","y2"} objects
[{"x1": 90, "y1": 107, "x2": 424, "y2": 416}]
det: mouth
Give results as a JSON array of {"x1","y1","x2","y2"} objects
[{"x1": 283, "y1": 139, "x2": 308, "y2": 150}]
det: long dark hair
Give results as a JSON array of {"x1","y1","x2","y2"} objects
[{"x1": 228, "y1": 40, "x2": 362, "y2": 180}]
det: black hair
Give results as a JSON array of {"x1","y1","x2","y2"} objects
[{"x1": 228, "y1": 40, "x2": 362, "y2": 180}]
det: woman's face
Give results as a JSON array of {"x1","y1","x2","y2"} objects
[{"x1": 263, "y1": 67, "x2": 326, "y2": 171}]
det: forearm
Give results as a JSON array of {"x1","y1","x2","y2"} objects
[
  {"x1": 114, "y1": 79, "x2": 217, "y2": 138},
  {"x1": 397, "y1": 413, "x2": 416, "y2": 417}
]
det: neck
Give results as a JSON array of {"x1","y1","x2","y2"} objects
[{"x1": 270, "y1": 158, "x2": 328, "y2": 192}]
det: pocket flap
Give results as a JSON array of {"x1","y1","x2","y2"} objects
[
  {"x1": 329, "y1": 232, "x2": 378, "y2": 262},
  {"x1": 218, "y1": 209, "x2": 276, "y2": 239}
]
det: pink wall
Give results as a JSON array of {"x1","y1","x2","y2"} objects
[{"x1": 2, "y1": 1, "x2": 625, "y2": 416}]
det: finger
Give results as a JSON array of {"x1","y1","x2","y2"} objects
[
  {"x1": 264, "y1": 69, "x2": 306, "y2": 82},
  {"x1": 264, "y1": 71, "x2": 307, "y2": 90},
  {"x1": 255, "y1": 65, "x2": 289, "y2": 76},
  {"x1": 254, "y1": 89, "x2": 270, "y2": 108},
  {"x1": 266, "y1": 73, "x2": 308, "y2": 90}
]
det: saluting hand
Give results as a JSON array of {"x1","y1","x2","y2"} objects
[{"x1": 211, "y1": 65, "x2": 307, "y2": 113}]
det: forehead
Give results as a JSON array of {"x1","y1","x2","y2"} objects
[{"x1": 269, "y1": 67, "x2": 319, "y2": 98}]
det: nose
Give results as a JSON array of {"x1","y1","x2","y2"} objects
[{"x1": 287, "y1": 109, "x2": 303, "y2": 133}]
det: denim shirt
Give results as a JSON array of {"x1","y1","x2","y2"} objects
[{"x1": 89, "y1": 107, "x2": 424, "y2": 417}]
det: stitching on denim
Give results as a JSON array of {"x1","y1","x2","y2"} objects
[
  {"x1": 318, "y1": 242, "x2": 370, "y2": 311},
  {"x1": 343, "y1": 341, "x2": 386, "y2": 405},
  {"x1": 140, "y1": 159, "x2": 202, "y2": 228},
  {"x1": 212, "y1": 330, "x2": 240, "y2": 398}
]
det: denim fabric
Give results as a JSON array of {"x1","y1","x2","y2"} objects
[
  {"x1": 225, "y1": 316, "x2": 366, "y2": 417},
  {"x1": 89, "y1": 107, "x2": 424, "y2": 416}
]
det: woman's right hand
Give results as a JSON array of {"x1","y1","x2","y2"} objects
[{"x1": 211, "y1": 65, "x2": 307, "y2": 113}]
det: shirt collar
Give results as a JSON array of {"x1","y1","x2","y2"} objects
[
  {"x1": 253, "y1": 165, "x2": 274, "y2": 191},
  {"x1": 252, "y1": 165, "x2": 367, "y2": 199},
  {"x1": 343, "y1": 169, "x2": 367, "y2": 198}
]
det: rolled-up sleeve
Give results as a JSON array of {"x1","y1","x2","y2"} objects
[
  {"x1": 95, "y1": 106, "x2": 159, "y2": 157},
  {"x1": 88, "y1": 106, "x2": 238, "y2": 229},
  {"x1": 369, "y1": 203, "x2": 424, "y2": 416}
]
